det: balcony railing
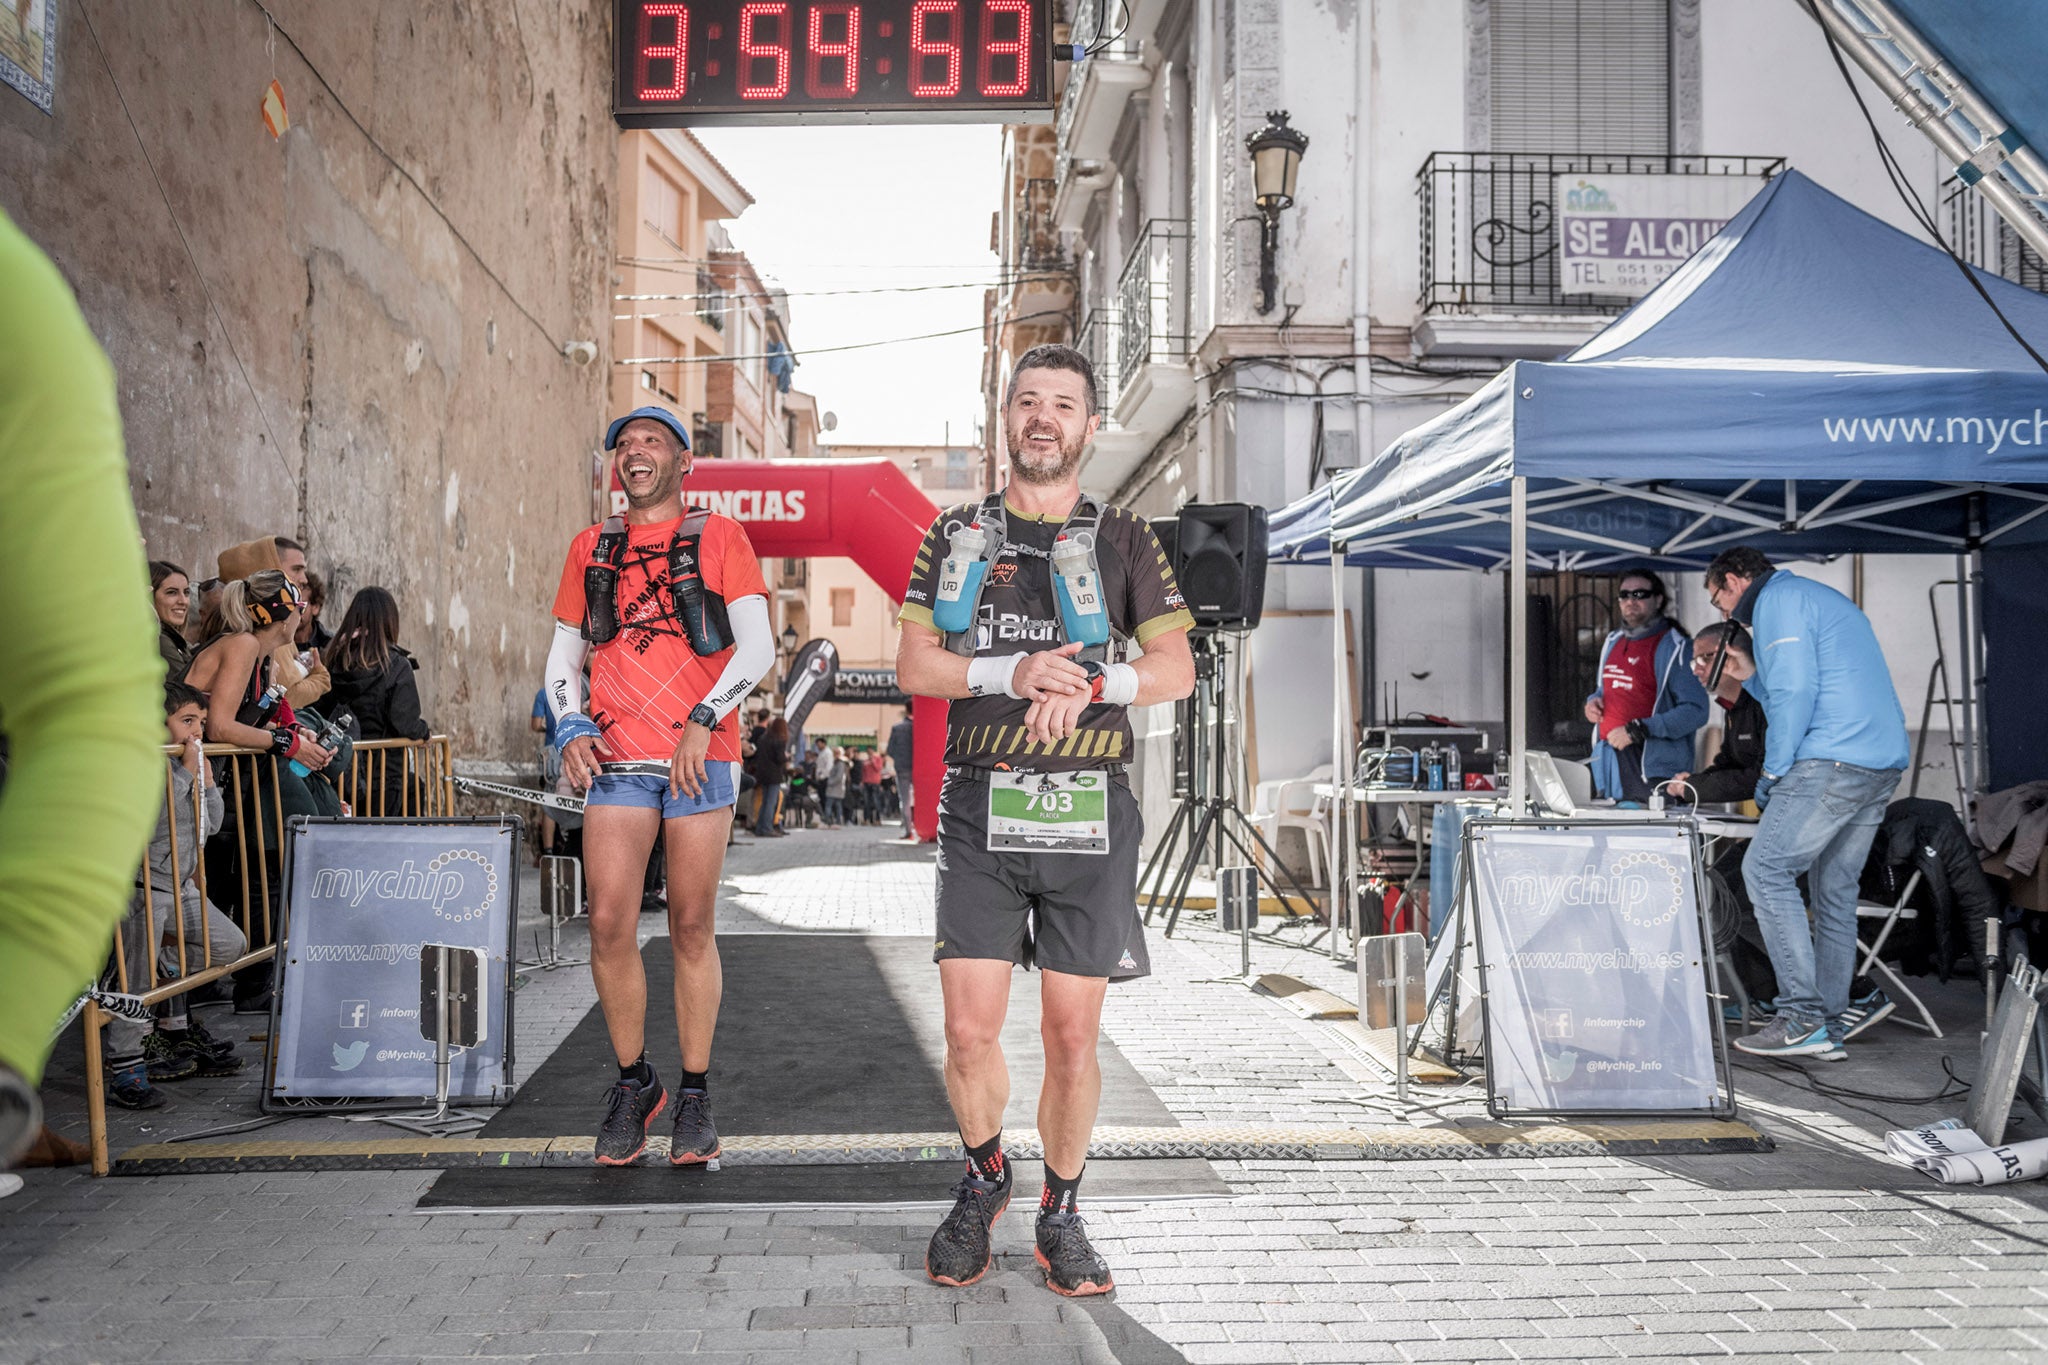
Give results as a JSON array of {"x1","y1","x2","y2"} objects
[
  {"x1": 1117, "y1": 219, "x2": 1194, "y2": 383},
  {"x1": 1077, "y1": 304, "x2": 1123, "y2": 417},
  {"x1": 1944, "y1": 178, "x2": 2048, "y2": 294},
  {"x1": 696, "y1": 267, "x2": 726, "y2": 331},
  {"x1": 1054, "y1": 2, "x2": 1141, "y2": 160},
  {"x1": 1418, "y1": 152, "x2": 1785, "y2": 315},
  {"x1": 1014, "y1": 176, "x2": 1067, "y2": 273},
  {"x1": 692, "y1": 413, "x2": 722, "y2": 460}
]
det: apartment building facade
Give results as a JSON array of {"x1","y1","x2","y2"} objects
[{"x1": 986, "y1": 0, "x2": 1983, "y2": 792}]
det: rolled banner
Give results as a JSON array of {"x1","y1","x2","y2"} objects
[
  {"x1": 1884, "y1": 1119, "x2": 1985, "y2": 1164},
  {"x1": 781, "y1": 637, "x2": 840, "y2": 736},
  {"x1": 1923, "y1": 1135, "x2": 2048, "y2": 1185}
]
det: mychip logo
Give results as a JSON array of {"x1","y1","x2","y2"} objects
[{"x1": 308, "y1": 850, "x2": 499, "y2": 924}]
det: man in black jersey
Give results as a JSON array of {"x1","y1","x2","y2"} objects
[{"x1": 897, "y1": 344, "x2": 1195, "y2": 1296}]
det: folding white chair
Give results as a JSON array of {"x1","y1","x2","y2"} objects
[{"x1": 1854, "y1": 868, "x2": 1943, "y2": 1037}]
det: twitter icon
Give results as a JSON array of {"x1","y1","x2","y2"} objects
[{"x1": 331, "y1": 1040, "x2": 368, "y2": 1072}]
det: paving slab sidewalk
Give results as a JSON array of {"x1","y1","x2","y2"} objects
[{"x1": 6, "y1": 823, "x2": 2048, "y2": 1364}]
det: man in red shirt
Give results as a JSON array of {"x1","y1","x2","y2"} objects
[
  {"x1": 545, "y1": 406, "x2": 774, "y2": 1166},
  {"x1": 1583, "y1": 569, "x2": 1708, "y2": 802}
]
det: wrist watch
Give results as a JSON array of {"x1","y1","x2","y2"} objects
[
  {"x1": 688, "y1": 702, "x2": 719, "y2": 731},
  {"x1": 1077, "y1": 658, "x2": 1107, "y2": 702},
  {"x1": 1625, "y1": 719, "x2": 1649, "y2": 745}
]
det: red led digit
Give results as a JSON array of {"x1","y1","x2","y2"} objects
[
  {"x1": 635, "y1": 2, "x2": 689, "y2": 101},
  {"x1": 909, "y1": 0, "x2": 962, "y2": 97},
  {"x1": 806, "y1": 2, "x2": 861, "y2": 99},
  {"x1": 738, "y1": 2, "x2": 792, "y2": 100},
  {"x1": 979, "y1": 0, "x2": 1030, "y2": 98}
]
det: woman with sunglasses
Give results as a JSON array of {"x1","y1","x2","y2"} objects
[{"x1": 1583, "y1": 569, "x2": 1708, "y2": 803}]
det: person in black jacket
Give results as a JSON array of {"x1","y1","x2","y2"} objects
[
  {"x1": 1664, "y1": 621, "x2": 1765, "y2": 807},
  {"x1": 1666, "y1": 621, "x2": 1779, "y2": 1010},
  {"x1": 324, "y1": 586, "x2": 431, "y2": 815}
]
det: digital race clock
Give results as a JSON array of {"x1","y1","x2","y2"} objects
[{"x1": 613, "y1": 0, "x2": 1054, "y2": 126}]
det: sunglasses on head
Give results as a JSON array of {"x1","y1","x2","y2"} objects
[{"x1": 1617, "y1": 587, "x2": 1660, "y2": 601}]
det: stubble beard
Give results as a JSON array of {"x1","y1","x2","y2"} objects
[
  {"x1": 1007, "y1": 423, "x2": 1085, "y2": 486},
  {"x1": 623, "y1": 454, "x2": 686, "y2": 509}
]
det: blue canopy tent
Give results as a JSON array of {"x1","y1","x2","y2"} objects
[{"x1": 1267, "y1": 169, "x2": 2048, "y2": 927}]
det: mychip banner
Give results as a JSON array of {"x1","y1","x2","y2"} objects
[
  {"x1": 266, "y1": 818, "x2": 520, "y2": 1109},
  {"x1": 1467, "y1": 819, "x2": 1730, "y2": 1117}
]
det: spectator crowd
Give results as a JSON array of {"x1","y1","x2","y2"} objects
[{"x1": 94, "y1": 532, "x2": 436, "y2": 1115}]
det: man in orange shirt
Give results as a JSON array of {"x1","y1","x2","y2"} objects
[{"x1": 546, "y1": 406, "x2": 773, "y2": 1167}]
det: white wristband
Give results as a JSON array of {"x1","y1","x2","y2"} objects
[
  {"x1": 1099, "y1": 662, "x2": 1140, "y2": 707},
  {"x1": 967, "y1": 653, "x2": 1028, "y2": 700}
]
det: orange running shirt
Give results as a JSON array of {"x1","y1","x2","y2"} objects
[{"x1": 551, "y1": 513, "x2": 769, "y2": 765}]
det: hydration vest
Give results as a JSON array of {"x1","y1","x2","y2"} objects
[
  {"x1": 939, "y1": 490, "x2": 1118, "y2": 664},
  {"x1": 582, "y1": 508, "x2": 733, "y2": 657}
]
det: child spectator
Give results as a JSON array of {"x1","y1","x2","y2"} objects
[{"x1": 104, "y1": 680, "x2": 248, "y2": 1109}]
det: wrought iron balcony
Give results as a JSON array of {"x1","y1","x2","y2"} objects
[
  {"x1": 1944, "y1": 178, "x2": 2048, "y2": 294},
  {"x1": 1117, "y1": 219, "x2": 1194, "y2": 382},
  {"x1": 1417, "y1": 152, "x2": 1785, "y2": 315},
  {"x1": 695, "y1": 267, "x2": 726, "y2": 331},
  {"x1": 1077, "y1": 304, "x2": 1123, "y2": 418}
]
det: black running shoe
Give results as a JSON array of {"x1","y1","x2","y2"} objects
[
  {"x1": 179, "y1": 1016, "x2": 237, "y2": 1063},
  {"x1": 668, "y1": 1091, "x2": 720, "y2": 1165},
  {"x1": 925, "y1": 1173, "x2": 1011, "y2": 1287},
  {"x1": 140, "y1": 1032, "x2": 198, "y2": 1082},
  {"x1": 593, "y1": 1071, "x2": 667, "y2": 1166},
  {"x1": 1034, "y1": 1210, "x2": 1113, "y2": 1297}
]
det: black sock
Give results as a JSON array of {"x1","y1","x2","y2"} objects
[
  {"x1": 1040, "y1": 1163, "x2": 1083, "y2": 1217},
  {"x1": 680, "y1": 1068, "x2": 708, "y2": 1095},
  {"x1": 619, "y1": 1055, "x2": 653, "y2": 1086},
  {"x1": 964, "y1": 1131, "x2": 1007, "y2": 1186}
]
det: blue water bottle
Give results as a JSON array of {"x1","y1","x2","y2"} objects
[
  {"x1": 1050, "y1": 534, "x2": 1111, "y2": 647},
  {"x1": 930, "y1": 521, "x2": 989, "y2": 634}
]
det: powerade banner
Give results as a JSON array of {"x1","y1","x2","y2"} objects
[
  {"x1": 782, "y1": 637, "x2": 839, "y2": 735},
  {"x1": 830, "y1": 668, "x2": 910, "y2": 705},
  {"x1": 267, "y1": 819, "x2": 519, "y2": 1107},
  {"x1": 1467, "y1": 820, "x2": 1727, "y2": 1117}
]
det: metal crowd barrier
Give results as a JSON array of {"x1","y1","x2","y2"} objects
[{"x1": 82, "y1": 734, "x2": 456, "y2": 1174}]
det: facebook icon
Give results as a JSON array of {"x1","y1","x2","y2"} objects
[{"x1": 340, "y1": 1000, "x2": 370, "y2": 1029}]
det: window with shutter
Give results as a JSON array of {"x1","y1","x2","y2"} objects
[{"x1": 1490, "y1": 0, "x2": 1671, "y2": 154}]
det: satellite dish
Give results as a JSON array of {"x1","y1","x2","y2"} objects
[{"x1": 821, "y1": 411, "x2": 839, "y2": 432}]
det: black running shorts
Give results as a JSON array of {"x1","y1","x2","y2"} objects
[{"x1": 933, "y1": 767, "x2": 1151, "y2": 981}]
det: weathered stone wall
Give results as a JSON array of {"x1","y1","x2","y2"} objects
[{"x1": 0, "y1": 0, "x2": 617, "y2": 768}]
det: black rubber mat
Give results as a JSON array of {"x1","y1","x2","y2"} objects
[{"x1": 421, "y1": 934, "x2": 1224, "y2": 1207}]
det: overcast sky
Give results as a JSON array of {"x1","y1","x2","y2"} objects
[{"x1": 695, "y1": 125, "x2": 1003, "y2": 450}]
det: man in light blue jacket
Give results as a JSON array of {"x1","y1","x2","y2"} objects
[
  {"x1": 1707, "y1": 546, "x2": 1908, "y2": 1061},
  {"x1": 1584, "y1": 569, "x2": 1708, "y2": 802}
]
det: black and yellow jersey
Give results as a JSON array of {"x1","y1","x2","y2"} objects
[{"x1": 899, "y1": 495, "x2": 1193, "y2": 771}]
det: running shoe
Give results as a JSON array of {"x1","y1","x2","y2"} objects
[
  {"x1": 1034, "y1": 1210, "x2": 1114, "y2": 1297},
  {"x1": 140, "y1": 1032, "x2": 199, "y2": 1082},
  {"x1": 1843, "y1": 990, "x2": 1896, "y2": 1040},
  {"x1": 106, "y1": 1062, "x2": 165, "y2": 1111},
  {"x1": 668, "y1": 1091, "x2": 720, "y2": 1165},
  {"x1": 925, "y1": 1173, "x2": 1011, "y2": 1287},
  {"x1": 594, "y1": 1070, "x2": 667, "y2": 1166},
  {"x1": 1732, "y1": 1015, "x2": 1836, "y2": 1058}
]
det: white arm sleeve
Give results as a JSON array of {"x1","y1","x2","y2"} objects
[
  {"x1": 702, "y1": 594, "x2": 774, "y2": 721},
  {"x1": 545, "y1": 621, "x2": 591, "y2": 722}
]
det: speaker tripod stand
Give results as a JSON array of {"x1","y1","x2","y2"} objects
[{"x1": 1141, "y1": 632, "x2": 1320, "y2": 939}]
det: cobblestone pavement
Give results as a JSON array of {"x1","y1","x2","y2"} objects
[{"x1": 7, "y1": 822, "x2": 2048, "y2": 1363}]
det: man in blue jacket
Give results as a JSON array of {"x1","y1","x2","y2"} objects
[
  {"x1": 1584, "y1": 569, "x2": 1708, "y2": 802},
  {"x1": 1706, "y1": 546, "x2": 1908, "y2": 1060}
]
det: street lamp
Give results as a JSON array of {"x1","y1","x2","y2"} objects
[
  {"x1": 1245, "y1": 111, "x2": 1309, "y2": 315},
  {"x1": 781, "y1": 623, "x2": 800, "y2": 656}
]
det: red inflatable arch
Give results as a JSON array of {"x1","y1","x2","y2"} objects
[{"x1": 681, "y1": 458, "x2": 946, "y2": 841}]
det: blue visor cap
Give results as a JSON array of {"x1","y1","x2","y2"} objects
[{"x1": 605, "y1": 405, "x2": 691, "y2": 451}]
